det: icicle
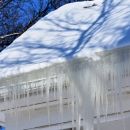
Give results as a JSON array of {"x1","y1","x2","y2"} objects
[
  {"x1": 99, "y1": 61, "x2": 108, "y2": 121},
  {"x1": 41, "y1": 78, "x2": 46, "y2": 97},
  {"x1": 2, "y1": 86, "x2": 7, "y2": 112},
  {"x1": 71, "y1": 83, "x2": 75, "y2": 130},
  {"x1": 7, "y1": 86, "x2": 10, "y2": 112},
  {"x1": 13, "y1": 85, "x2": 17, "y2": 114},
  {"x1": 78, "y1": 114, "x2": 81, "y2": 130},
  {"x1": 46, "y1": 77, "x2": 51, "y2": 125},
  {"x1": 12, "y1": 84, "x2": 18, "y2": 130},
  {"x1": 116, "y1": 56, "x2": 126, "y2": 130},
  {"x1": 110, "y1": 57, "x2": 116, "y2": 115},
  {"x1": 75, "y1": 92, "x2": 81, "y2": 130},
  {"x1": 84, "y1": 62, "x2": 95, "y2": 130},
  {"x1": 37, "y1": 80, "x2": 41, "y2": 96},
  {"x1": 104, "y1": 65, "x2": 109, "y2": 120},
  {"x1": 66, "y1": 76, "x2": 71, "y2": 111},
  {"x1": 58, "y1": 74, "x2": 64, "y2": 130},
  {"x1": 94, "y1": 63, "x2": 101, "y2": 130},
  {"x1": 53, "y1": 76, "x2": 56, "y2": 99},
  {"x1": 26, "y1": 82, "x2": 31, "y2": 121},
  {"x1": 67, "y1": 59, "x2": 95, "y2": 130},
  {"x1": 8, "y1": 85, "x2": 13, "y2": 114},
  {"x1": 54, "y1": 76, "x2": 57, "y2": 99}
]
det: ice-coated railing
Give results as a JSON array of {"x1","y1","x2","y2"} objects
[{"x1": 0, "y1": 74, "x2": 71, "y2": 111}]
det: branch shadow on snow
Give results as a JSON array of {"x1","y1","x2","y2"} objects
[
  {"x1": 1, "y1": 0, "x2": 130, "y2": 69},
  {"x1": 40, "y1": 0, "x2": 123, "y2": 58}
]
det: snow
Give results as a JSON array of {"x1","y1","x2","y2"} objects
[{"x1": 0, "y1": 0, "x2": 130, "y2": 78}]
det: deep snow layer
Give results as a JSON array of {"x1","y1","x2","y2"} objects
[{"x1": 0, "y1": 0, "x2": 130, "y2": 78}]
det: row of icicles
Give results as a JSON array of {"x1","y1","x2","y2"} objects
[{"x1": 0, "y1": 52, "x2": 130, "y2": 130}]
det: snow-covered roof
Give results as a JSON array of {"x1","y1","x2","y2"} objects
[{"x1": 0, "y1": 0, "x2": 130, "y2": 78}]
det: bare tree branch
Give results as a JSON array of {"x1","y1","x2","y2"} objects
[{"x1": 0, "y1": 32, "x2": 20, "y2": 39}]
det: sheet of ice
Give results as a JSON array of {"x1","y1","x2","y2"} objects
[{"x1": 0, "y1": 0, "x2": 130, "y2": 78}]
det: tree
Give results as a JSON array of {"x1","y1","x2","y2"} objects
[
  {"x1": 0, "y1": 0, "x2": 86, "y2": 51},
  {"x1": 0, "y1": 0, "x2": 49, "y2": 49}
]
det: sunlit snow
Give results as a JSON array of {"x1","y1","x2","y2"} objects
[{"x1": 0, "y1": 0, "x2": 130, "y2": 77}]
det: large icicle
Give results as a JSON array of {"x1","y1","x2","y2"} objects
[{"x1": 67, "y1": 59, "x2": 95, "y2": 130}]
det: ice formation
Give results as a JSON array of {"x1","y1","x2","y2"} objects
[
  {"x1": 0, "y1": 0, "x2": 130, "y2": 130},
  {"x1": 0, "y1": 47, "x2": 130, "y2": 130}
]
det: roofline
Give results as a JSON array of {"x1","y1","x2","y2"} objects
[{"x1": 0, "y1": 45, "x2": 130, "y2": 86}]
